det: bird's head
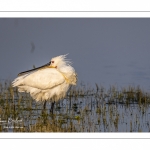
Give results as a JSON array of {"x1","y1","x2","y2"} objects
[
  {"x1": 49, "y1": 54, "x2": 70, "y2": 69},
  {"x1": 50, "y1": 54, "x2": 77, "y2": 85}
]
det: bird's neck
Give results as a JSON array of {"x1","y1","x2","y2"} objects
[{"x1": 57, "y1": 66, "x2": 77, "y2": 85}]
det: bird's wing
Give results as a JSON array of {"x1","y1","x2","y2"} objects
[{"x1": 13, "y1": 68, "x2": 65, "y2": 90}]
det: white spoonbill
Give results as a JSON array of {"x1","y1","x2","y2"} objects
[{"x1": 12, "y1": 54, "x2": 77, "y2": 113}]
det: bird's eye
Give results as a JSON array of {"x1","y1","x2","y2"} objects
[{"x1": 52, "y1": 61, "x2": 54, "y2": 63}]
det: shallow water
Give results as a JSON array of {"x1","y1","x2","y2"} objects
[{"x1": 0, "y1": 91, "x2": 150, "y2": 132}]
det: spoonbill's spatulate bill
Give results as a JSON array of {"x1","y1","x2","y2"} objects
[{"x1": 12, "y1": 54, "x2": 77, "y2": 113}]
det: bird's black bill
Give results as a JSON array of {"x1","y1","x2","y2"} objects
[{"x1": 18, "y1": 62, "x2": 51, "y2": 76}]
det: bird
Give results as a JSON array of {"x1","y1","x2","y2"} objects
[{"x1": 12, "y1": 54, "x2": 77, "y2": 113}]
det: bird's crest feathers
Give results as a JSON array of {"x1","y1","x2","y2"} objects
[{"x1": 51, "y1": 54, "x2": 72, "y2": 67}]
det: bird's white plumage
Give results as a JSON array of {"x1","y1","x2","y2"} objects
[
  {"x1": 13, "y1": 68, "x2": 65, "y2": 90},
  {"x1": 12, "y1": 54, "x2": 77, "y2": 102}
]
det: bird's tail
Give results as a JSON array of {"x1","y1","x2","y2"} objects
[{"x1": 12, "y1": 74, "x2": 28, "y2": 87}]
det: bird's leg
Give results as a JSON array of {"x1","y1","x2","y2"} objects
[
  {"x1": 42, "y1": 101, "x2": 48, "y2": 124},
  {"x1": 50, "y1": 101, "x2": 55, "y2": 114},
  {"x1": 43, "y1": 100, "x2": 47, "y2": 109}
]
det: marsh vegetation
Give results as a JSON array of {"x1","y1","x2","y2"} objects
[{"x1": 0, "y1": 81, "x2": 150, "y2": 132}]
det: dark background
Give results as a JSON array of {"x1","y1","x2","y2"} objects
[{"x1": 0, "y1": 18, "x2": 150, "y2": 90}]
